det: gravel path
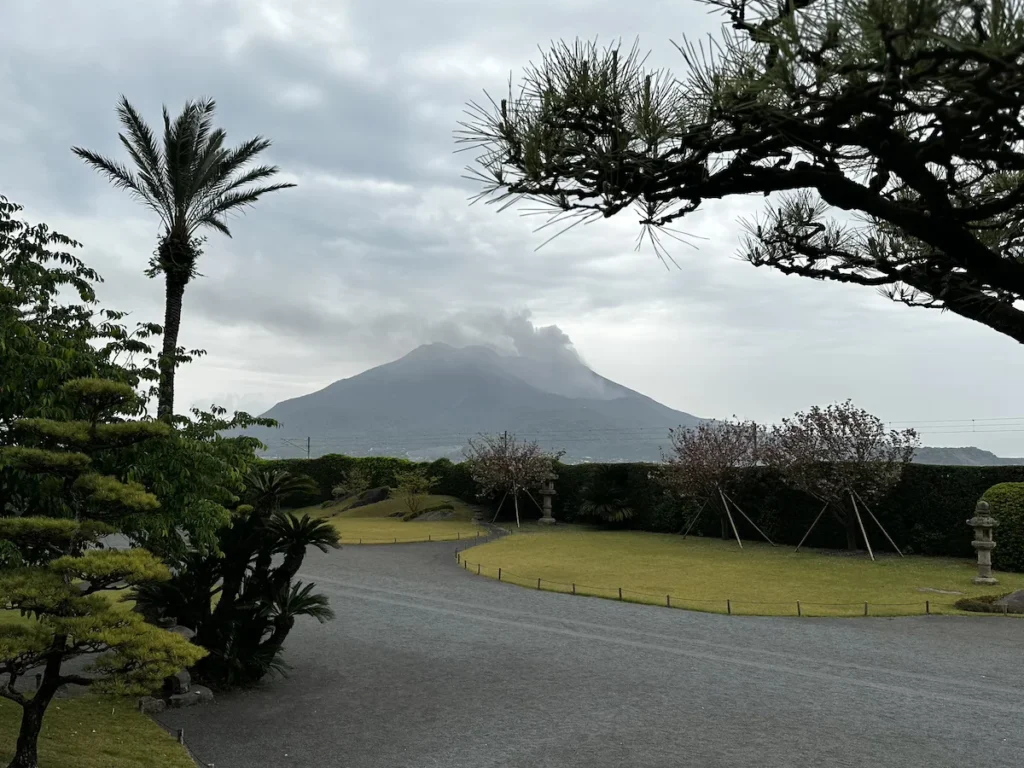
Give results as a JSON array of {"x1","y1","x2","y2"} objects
[{"x1": 159, "y1": 539, "x2": 1024, "y2": 768}]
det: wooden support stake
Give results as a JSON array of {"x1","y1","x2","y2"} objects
[
  {"x1": 666, "y1": 595, "x2": 671, "y2": 608},
  {"x1": 797, "y1": 601, "x2": 802, "y2": 617},
  {"x1": 491, "y1": 491, "x2": 508, "y2": 523},
  {"x1": 457, "y1": 532, "x2": 460, "y2": 540},
  {"x1": 795, "y1": 503, "x2": 829, "y2": 552},
  {"x1": 722, "y1": 491, "x2": 776, "y2": 546},
  {"x1": 679, "y1": 499, "x2": 709, "y2": 538},
  {"x1": 853, "y1": 489, "x2": 904, "y2": 557},
  {"x1": 498, "y1": 568, "x2": 502, "y2": 581},
  {"x1": 926, "y1": 600, "x2": 930, "y2": 615},
  {"x1": 428, "y1": 535, "x2": 431, "y2": 542},
  {"x1": 864, "y1": 602, "x2": 869, "y2": 617},
  {"x1": 464, "y1": 559, "x2": 467, "y2": 569},
  {"x1": 477, "y1": 563, "x2": 481, "y2": 575},
  {"x1": 719, "y1": 488, "x2": 743, "y2": 549},
  {"x1": 849, "y1": 491, "x2": 875, "y2": 562},
  {"x1": 572, "y1": 583, "x2": 576, "y2": 595},
  {"x1": 727, "y1": 599, "x2": 732, "y2": 615},
  {"x1": 537, "y1": 578, "x2": 542, "y2": 590},
  {"x1": 618, "y1": 587, "x2": 623, "y2": 600}
]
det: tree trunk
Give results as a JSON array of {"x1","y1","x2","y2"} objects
[
  {"x1": 9, "y1": 641, "x2": 65, "y2": 768},
  {"x1": 157, "y1": 272, "x2": 188, "y2": 421}
]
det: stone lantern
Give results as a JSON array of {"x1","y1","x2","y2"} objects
[
  {"x1": 967, "y1": 500, "x2": 999, "y2": 585},
  {"x1": 537, "y1": 471, "x2": 558, "y2": 525}
]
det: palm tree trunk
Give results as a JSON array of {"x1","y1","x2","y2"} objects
[{"x1": 157, "y1": 272, "x2": 188, "y2": 421}]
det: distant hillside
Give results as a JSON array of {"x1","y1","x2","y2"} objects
[
  {"x1": 241, "y1": 343, "x2": 702, "y2": 462},
  {"x1": 913, "y1": 446, "x2": 1024, "y2": 466}
]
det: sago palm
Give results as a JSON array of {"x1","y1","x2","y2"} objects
[{"x1": 72, "y1": 96, "x2": 295, "y2": 419}]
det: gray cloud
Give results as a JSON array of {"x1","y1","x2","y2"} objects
[{"x1": 2, "y1": 0, "x2": 1023, "y2": 455}]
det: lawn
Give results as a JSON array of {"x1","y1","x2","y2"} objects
[
  {"x1": 295, "y1": 494, "x2": 485, "y2": 544},
  {"x1": 0, "y1": 696, "x2": 195, "y2": 768},
  {"x1": 458, "y1": 527, "x2": 1024, "y2": 617}
]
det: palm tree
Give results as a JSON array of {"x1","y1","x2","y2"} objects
[{"x1": 72, "y1": 96, "x2": 296, "y2": 420}]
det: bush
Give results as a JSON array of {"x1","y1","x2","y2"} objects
[
  {"x1": 953, "y1": 593, "x2": 1022, "y2": 614},
  {"x1": 403, "y1": 502, "x2": 455, "y2": 521},
  {"x1": 981, "y1": 482, "x2": 1024, "y2": 573},
  {"x1": 265, "y1": 454, "x2": 1024, "y2": 558}
]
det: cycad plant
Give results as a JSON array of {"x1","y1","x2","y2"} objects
[{"x1": 72, "y1": 96, "x2": 295, "y2": 419}]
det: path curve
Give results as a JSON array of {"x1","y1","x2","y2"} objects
[{"x1": 159, "y1": 539, "x2": 1024, "y2": 768}]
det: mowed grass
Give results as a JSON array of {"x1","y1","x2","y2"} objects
[
  {"x1": 294, "y1": 494, "x2": 484, "y2": 544},
  {"x1": 0, "y1": 697, "x2": 195, "y2": 768},
  {"x1": 459, "y1": 527, "x2": 1024, "y2": 617}
]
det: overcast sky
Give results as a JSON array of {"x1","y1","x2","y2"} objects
[{"x1": 3, "y1": 0, "x2": 1022, "y2": 454}]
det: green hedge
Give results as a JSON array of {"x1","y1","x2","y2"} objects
[
  {"x1": 269, "y1": 454, "x2": 1024, "y2": 561},
  {"x1": 981, "y1": 483, "x2": 1024, "y2": 572}
]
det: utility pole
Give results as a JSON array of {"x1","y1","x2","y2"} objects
[{"x1": 307, "y1": 436, "x2": 311, "y2": 460}]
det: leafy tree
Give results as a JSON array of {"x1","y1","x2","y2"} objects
[
  {"x1": 0, "y1": 379, "x2": 205, "y2": 768},
  {"x1": 660, "y1": 419, "x2": 771, "y2": 543},
  {"x1": 332, "y1": 466, "x2": 372, "y2": 502},
  {"x1": 764, "y1": 400, "x2": 918, "y2": 550},
  {"x1": 394, "y1": 468, "x2": 439, "y2": 516},
  {"x1": 458, "y1": 0, "x2": 1024, "y2": 343},
  {"x1": 464, "y1": 433, "x2": 560, "y2": 527},
  {"x1": 72, "y1": 96, "x2": 296, "y2": 419},
  {"x1": 0, "y1": 196, "x2": 159, "y2": 516},
  {"x1": 134, "y1": 467, "x2": 338, "y2": 687}
]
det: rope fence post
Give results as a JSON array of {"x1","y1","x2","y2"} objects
[
  {"x1": 572, "y1": 583, "x2": 576, "y2": 595},
  {"x1": 394, "y1": 537, "x2": 397, "y2": 544},
  {"x1": 457, "y1": 532, "x2": 460, "y2": 540},
  {"x1": 428, "y1": 535, "x2": 431, "y2": 542},
  {"x1": 618, "y1": 587, "x2": 623, "y2": 601},
  {"x1": 464, "y1": 559, "x2": 467, "y2": 570},
  {"x1": 727, "y1": 599, "x2": 732, "y2": 615},
  {"x1": 666, "y1": 595, "x2": 671, "y2": 608},
  {"x1": 537, "y1": 578, "x2": 542, "y2": 590},
  {"x1": 498, "y1": 568, "x2": 502, "y2": 581},
  {"x1": 477, "y1": 563, "x2": 481, "y2": 575},
  {"x1": 177, "y1": 729, "x2": 185, "y2": 745},
  {"x1": 926, "y1": 600, "x2": 930, "y2": 615},
  {"x1": 359, "y1": 538, "x2": 362, "y2": 544},
  {"x1": 864, "y1": 602, "x2": 869, "y2": 617},
  {"x1": 797, "y1": 601, "x2": 802, "y2": 617}
]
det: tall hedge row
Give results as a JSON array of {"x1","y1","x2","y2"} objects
[{"x1": 270, "y1": 454, "x2": 1024, "y2": 560}]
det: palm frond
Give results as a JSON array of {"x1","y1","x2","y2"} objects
[
  {"x1": 273, "y1": 581, "x2": 335, "y2": 623},
  {"x1": 188, "y1": 184, "x2": 297, "y2": 233},
  {"x1": 114, "y1": 96, "x2": 170, "y2": 211}
]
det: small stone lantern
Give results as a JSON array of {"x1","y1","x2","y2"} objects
[
  {"x1": 537, "y1": 471, "x2": 558, "y2": 525},
  {"x1": 967, "y1": 500, "x2": 999, "y2": 585}
]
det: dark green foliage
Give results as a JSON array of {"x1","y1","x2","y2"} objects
[
  {"x1": 953, "y1": 593, "x2": 1022, "y2": 614},
  {"x1": 268, "y1": 454, "x2": 1024, "y2": 558},
  {"x1": 0, "y1": 517, "x2": 113, "y2": 568},
  {"x1": 134, "y1": 467, "x2": 339, "y2": 687},
  {"x1": 981, "y1": 483, "x2": 1024, "y2": 573}
]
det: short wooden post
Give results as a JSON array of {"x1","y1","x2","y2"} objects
[
  {"x1": 428, "y1": 535, "x2": 431, "y2": 542},
  {"x1": 464, "y1": 559, "x2": 467, "y2": 569},
  {"x1": 797, "y1": 601, "x2": 802, "y2": 617},
  {"x1": 925, "y1": 600, "x2": 930, "y2": 615},
  {"x1": 457, "y1": 532, "x2": 460, "y2": 540},
  {"x1": 864, "y1": 602, "x2": 869, "y2": 617},
  {"x1": 572, "y1": 583, "x2": 576, "y2": 595},
  {"x1": 618, "y1": 587, "x2": 623, "y2": 601},
  {"x1": 394, "y1": 537, "x2": 397, "y2": 544},
  {"x1": 537, "y1": 578, "x2": 542, "y2": 590},
  {"x1": 177, "y1": 729, "x2": 185, "y2": 745},
  {"x1": 457, "y1": 552, "x2": 460, "y2": 563},
  {"x1": 666, "y1": 595, "x2": 671, "y2": 608},
  {"x1": 35, "y1": 674, "x2": 41, "y2": 690},
  {"x1": 1004, "y1": 602, "x2": 1009, "y2": 616},
  {"x1": 359, "y1": 538, "x2": 362, "y2": 544},
  {"x1": 498, "y1": 568, "x2": 502, "y2": 581},
  {"x1": 477, "y1": 563, "x2": 481, "y2": 575},
  {"x1": 727, "y1": 599, "x2": 732, "y2": 615}
]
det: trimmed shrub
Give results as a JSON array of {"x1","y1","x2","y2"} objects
[
  {"x1": 953, "y1": 593, "x2": 1022, "y2": 614},
  {"x1": 267, "y1": 454, "x2": 1024, "y2": 558},
  {"x1": 981, "y1": 482, "x2": 1024, "y2": 573}
]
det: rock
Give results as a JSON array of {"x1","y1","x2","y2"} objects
[
  {"x1": 994, "y1": 590, "x2": 1024, "y2": 613},
  {"x1": 167, "y1": 625, "x2": 196, "y2": 642},
  {"x1": 165, "y1": 669, "x2": 191, "y2": 696},
  {"x1": 168, "y1": 686, "x2": 215, "y2": 708},
  {"x1": 191, "y1": 684, "x2": 215, "y2": 704},
  {"x1": 349, "y1": 486, "x2": 390, "y2": 509},
  {"x1": 137, "y1": 696, "x2": 166, "y2": 714}
]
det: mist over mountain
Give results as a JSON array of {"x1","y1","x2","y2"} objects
[
  {"x1": 243, "y1": 342, "x2": 703, "y2": 462},
  {"x1": 912, "y1": 446, "x2": 1024, "y2": 466}
]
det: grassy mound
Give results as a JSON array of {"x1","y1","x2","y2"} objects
[
  {"x1": 294, "y1": 495, "x2": 484, "y2": 544},
  {"x1": 458, "y1": 527, "x2": 1024, "y2": 617},
  {"x1": 0, "y1": 696, "x2": 195, "y2": 768}
]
